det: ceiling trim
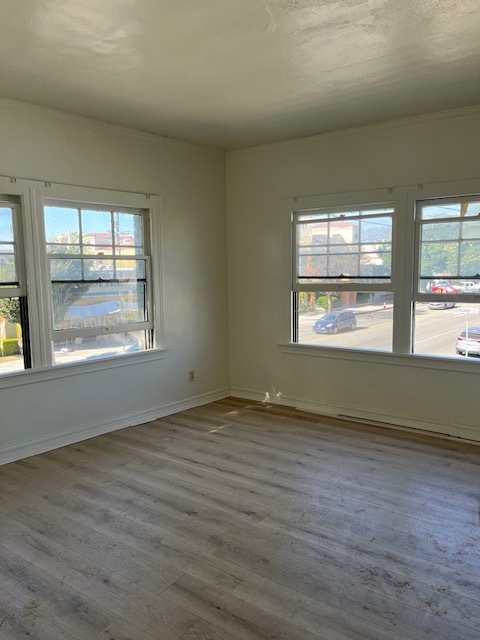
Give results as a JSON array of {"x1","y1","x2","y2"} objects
[
  {"x1": 0, "y1": 96, "x2": 222, "y2": 155},
  {"x1": 1, "y1": 95, "x2": 479, "y2": 156},
  {"x1": 227, "y1": 104, "x2": 480, "y2": 157}
]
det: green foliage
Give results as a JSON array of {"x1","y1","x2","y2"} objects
[
  {"x1": 1, "y1": 338, "x2": 19, "y2": 356},
  {"x1": 0, "y1": 297, "x2": 21, "y2": 324},
  {"x1": 297, "y1": 293, "x2": 340, "y2": 313},
  {"x1": 316, "y1": 294, "x2": 339, "y2": 310},
  {"x1": 52, "y1": 282, "x2": 90, "y2": 328},
  {"x1": 420, "y1": 243, "x2": 457, "y2": 277}
]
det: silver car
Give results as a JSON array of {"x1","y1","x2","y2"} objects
[
  {"x1": 428, "y1": 301, "x2": 455, "y2": 310},
  {"x1": 456, "y1": 327, "x2": 480, "y2": 356}
]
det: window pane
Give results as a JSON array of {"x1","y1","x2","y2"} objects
[
  {"x1": 459, "y1": 242, "x2": 480, "y2": 277},
  {"x1": 84, "y1": 244, "x2": 114, "y2": 256},
  {"x1": 419, "y1": 219, "x2": 480, "y2": 284},
  {"x1": 0, "y1": 246, "x2": 17, "y2": 284},
  {"x1": 53, "y1": 330, "x2": 148, "y2": 365},
  {"x1": 44, "y1": 207, "x2": 79, "y2": 242},
  {"x1": 360, "y1": 217, "x2": 392, "y2": 243},
  {"x1": 114, "y1": 212, "x2": 143, "y2": 248},
  {"x1": 52, "y1": 281, "x2": 147, "y2": 330},
  {"x1": 422, "y1": 222, "x2": 460, "y2": 242},
  {"x1": 297, "y1": 214, "x2": 392, "y2": 283},
  {"x1": 83, "y1": 259, "x2": 114, "y2": 280},
  {"x1": 46, "y1": 243, "x2": 81, "y2": 255},
  {"x1": 421, "y1": 203, "x2": 461, "y2": 219},
  {"x1": 81, "y1": 210, "x2": 113, "y2": 247},
  {"x1": 83, "y1": 259, "x2": 146, "y2": 280},
  {"x1": 421, "y1": 200, "x2": 480, "y2": 219},
  {"x1": 413, "y1": 302, "x2": 480, "y2": 359},
  {"x1": 50, "y1": 258, "x2": 82, "y2": 281},
  {"x1": 0, "y1": 297, "x2": 24, "y2": 374},
  {"x1": 295, "y1": 291, "x2": 393, "y2": 352},
  {"x1": 419, "y1": 242, "x2": 458, "y2": 278},
  {"x1": 116, "y1": 259, "x2": 146, "y2": 279},
  {"x1": 461, "y1": 219, "x2": 480, "y2": 240},
  {"x1": 0, "y1": 208, "x2": 14, "y2": 242}
]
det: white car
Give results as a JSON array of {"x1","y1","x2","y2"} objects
[
  {"x1": 456, "y1": 327, "x2": 480, "y2": 356},
  {"x1": 459, "y1": 281, "x2": 480, "y2": 293}
]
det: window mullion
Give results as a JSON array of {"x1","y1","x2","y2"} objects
[{"x1": 392, "y1": 190, "x2": 417, "y2": 355}]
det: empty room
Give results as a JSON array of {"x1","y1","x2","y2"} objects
[{"x1": 0, "y1": 1, "x2": 479, "y2": 639}]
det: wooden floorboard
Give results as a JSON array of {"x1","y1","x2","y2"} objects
[{"x1": 1, "y1": 397, "x2": 479, "y2": 639}]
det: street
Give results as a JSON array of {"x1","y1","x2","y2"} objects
[
  {"x1": 298, "y1": 303, "x2": 480, "y2": 358},
  {"x1": 1, "y1": 304, "x2": 479, "y2": 376}
]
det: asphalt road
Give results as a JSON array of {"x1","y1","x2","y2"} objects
[
  {"x1": 298, "y1": 303, "x2": 480, "y2": 358},
  {"x1": 1, "y1": 304, "x2": 479, "y2": 376}
]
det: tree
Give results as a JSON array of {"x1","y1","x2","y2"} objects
[
  {"x1": 0, "y1": 297, "x2": 21, "y2": 324},
  {"x1": 0, "y1": 261, "x2": 21, "y2": 325},
  {"x1": 51, "y1": 282, "x2": 90, "y2": 327}
]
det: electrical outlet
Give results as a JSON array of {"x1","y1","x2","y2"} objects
[{"x1": 189, "y1": 370, "x2": 195, "y2": 382}]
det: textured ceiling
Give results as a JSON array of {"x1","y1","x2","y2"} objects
[{"x1": 1, "y1": 0, "x2": 480, "y2": 149}]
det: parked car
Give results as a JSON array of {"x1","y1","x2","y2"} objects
[
  {"x1": 456, "y1": 327, "x2": 480, "y2": 356},
  {"x1": 458, "y1": 281, "x2": 480, "y2": 293},
  {"x1": 313, "y1": 311, "x2": 357, "y2": 334},
  {"x1": 428, "y1": 301, "x2": 456, "y2": 310},
  {"x1": 431, "y1": 281, "x2": 462, "y2": 294}
]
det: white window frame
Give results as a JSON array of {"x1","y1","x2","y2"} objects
[
  {"x1": 292, "y1": 198, "x2": 396, "y2": 345},
  {"x1": 281, "y1": 179, "x2": 480, "y2": 372},
  {"x1": 0, "y1": 177, "x2": 167, "y2": 386},
  {"x1": 0, "y1": 195, "x2": 25, "y2": 299}
]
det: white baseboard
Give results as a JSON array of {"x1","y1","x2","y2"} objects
[
  {"x1": 0, "y1": 387, "x2": 230, "y2": 466},
  {"x1": 230, "y1": 386, "x2": 480, "y2": 444},
  {"x1": 3, "y1": 384, "x2": 478, "y2": 466}
]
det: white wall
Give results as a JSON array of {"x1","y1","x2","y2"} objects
[
  {"x1": 226, "y1": 108, "x2": 480, "y2": 441},
  {"x1": 0, "y1": 99, "x2": 229, "y2": 463}
]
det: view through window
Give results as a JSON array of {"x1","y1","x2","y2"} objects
[
  {"x1": 291, "y1": 191, "x2": 480, "y2": 361},
  {"x1": 0, "y1": 182, "x2": 160, "y2": 377},
  {"x1": 0, "y1": 201, "x2": 29, "y2": 375},
  {"x1": 44, "y1": 204, "x2": 153, "y2": 365},
  {"x1": 293, "y1": 205, "x2": 394, "y2": 352},
  {"x1": 413, "y1": 197, "x2": 480, "y2": 358}
]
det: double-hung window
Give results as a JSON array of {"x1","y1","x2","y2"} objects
[
  {"x1": 292, "y1": 200, "x2": 395, "y2": 352},
  {"x1": 413, "y1": 194, "x2": 480, "y2": 358},
  {"x1": 0, "y1": 196, "x2": 30, "y2": 374},
  {"x1": 287, "y1": 181, "x2": 480, "y2": 364},
  {"x1": 43, "y1": 202, "x2": 153, "y2": 365},
  {"x1": 0, "y1": 178, "x2": 163, "y2": 378}
]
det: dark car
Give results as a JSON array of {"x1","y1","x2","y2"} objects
[
  {"x1": 313, "y1": 311, "x2": 357, "y2": 334},
  {"x1": 456, "y1": 327, "x2": 480, "y2": 356}
]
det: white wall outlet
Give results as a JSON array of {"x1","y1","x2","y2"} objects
[{"x1": 189, "y1": 370, "x2": 195, "y2": 382}]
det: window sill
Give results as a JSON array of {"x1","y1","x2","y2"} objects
[
  {"x1": 0, "y1": 347, "x2": 169, "y2": 389},
  {"x1": 279, "y1": 343, "x2": 480, "y2": 373}
]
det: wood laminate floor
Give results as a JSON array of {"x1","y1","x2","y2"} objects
[{"x1": 0, "y1": 397, "x2": 479, "y2": 640}]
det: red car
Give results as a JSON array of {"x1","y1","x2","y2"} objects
[{"x1": 431, "y1": 281, "x2": 462, "y2": 294}]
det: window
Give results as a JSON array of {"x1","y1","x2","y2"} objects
[
  {"x1": 292, "y1": 202, "x2": 395, "y2": 352},
  {"x1": 44, "y1": 203, "x2": 153, "y2": 365},
  {"x1": 287, "y1": 182, "x2": 480, "y2": 364},
  {"x1": 0, "y1": 196, "x2": 30, "y2": 374},
  {"x1": 0, "y1": 179, "x2": 163, "y2": 378},
  {"x1": 413, "y1": 196, "x2": 480, "y2": 358}
]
